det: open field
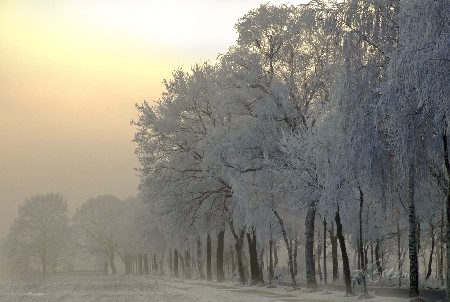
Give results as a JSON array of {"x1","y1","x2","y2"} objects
[{"x1": 0, "y1": 273, "x2": 426, "y2": 302}]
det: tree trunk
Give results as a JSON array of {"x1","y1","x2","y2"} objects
[
  {"x1": 317, "y1": 240, "x2": 323, "y2": 281},
  {"x1": 305, "y1": 202, "x2": 318, "y2": 288},
  {"x1": 197, "y1": 237, "x2": 205, "y2": 279},
  {"x1": 269, "y1": 238, "x2": 274, "y2": 285},
  {"x1": 426, "y1": 223, "x2": 435, "y2": 280},
  {"x1": 207, "y1": 234, "x2": 212, "y2": 281},
  {"x1": 217, "y1": 230, "x2": 225, "y2": 282},
  {"x1": 179, "y1": 254, "x2": 185, "y2": 278},
  {"x1": 442, "y1": 130, "x2": 450, "y2": 301},
  {"x1": 396, "y1": 224, "x2": 402, "y2": 287},
  {"x1": 138, "y1": 253, "x2": 143, "y2": 275},
  {"x1": 247, "y1": 227, "x2": 260, "y2": 284},
  {"x1": 439, "y1": 209, "x2": 444, "y2": 283},
  {"x1": 408, "y1": 167, "x2": 419, "y2": 298},
  {"x1": 258, "y1": 246, "x2": 264, "y2": 284},
  {"x1": 273, "y1": 209, "x2": 297, "y2": 288},
  {"x1": 169, "y1": 249, "x2": 173, "y2": 276},
  {"x1": 174, "y1": 249, "x2": 179, "y2": 278},
  {"x1": 357, "y1": 186, "x2": 367, "y2": 295},
  {"x1": 370, "y1": 241, "x2": 374, "y2": 282},
  {"x1": 417, "y1": 221, "x2": 421, "y2": 257},
  {"x1": 229, "y1": 221, "x2": 247, "y2": 284},
  {"x1": 335, "y1": 208, "x2": 353, "y2": 295},
  {"x1": 144, "y1": 254, "x2": 149, "y2": 275},
  {"x1": 324, "y1": 218, "x2": 327, "y2": 285},
  {"x1": 185, "y1": 249, "x2": 191, "y2": 279},
  {"x1": 153, "y1": 253, "x2": 158, "y2": 275},
  {"x1": 274, "y1": 242, "x2": 278, "y2": 269},
  {"x1": 329, "y1": 222, "x2": 339, "y2": 282},
  {"x1": 293, "y1": 238, "x2": 298, "y2": 276},
  {"x1": 109, "y1": 254, "x2": 117, "y2": 274}
]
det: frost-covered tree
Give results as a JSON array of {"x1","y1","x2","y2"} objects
[
  {"x1": 131, "y1": 0, "x2": 447, "y2": 293},
  {"x1": 381, "y1": 0, "x2": 450, "y2": 297},
  {"x1": 305, "y1": 0, "x2": 400, "y2": 295},
  {"x1": 219, "y1": 2, "x2": 336, "y2": 288},
  {"x1": 6, "y1": 193, "x2": 71, "y2": 274},
  {"x1": 134, "y1": 63, "x2": 238, "y2": 281}
]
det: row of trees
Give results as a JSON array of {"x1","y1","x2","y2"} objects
[
  {"x1": 3, "y1": 193, "x2": 164, "y2": 275},
  {"x1": 134, "y1": 0, "x2": 449, "y2": 299}
]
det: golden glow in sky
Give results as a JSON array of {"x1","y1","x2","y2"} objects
[{"x1": 0, "y1": 0, "x2": 308, "y2": 237}]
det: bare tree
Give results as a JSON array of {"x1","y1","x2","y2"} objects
[
  {"x1": 72, "y1": 195, "x2": 125, "y2": 274},
  {"x1": 6, "y1": 193, "x2": 70, "y2": 274}
]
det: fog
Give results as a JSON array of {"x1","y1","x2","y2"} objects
[
  {"x1": 0, "y1": 0, "x2": 303, "y2": 240},
  {"x1": 1, "y1": 0, "x2": 447, "y2": 301}
]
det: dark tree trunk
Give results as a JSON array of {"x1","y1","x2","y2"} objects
[
  {"x1": 144, "y1": 254, "x2": 149, "y2": 275},
  {"x1": 439, "y1": 209, "x2": 444, "y2": 283},
  {"x1": 197, "y1": 237, "x2": 205, "y2": 279},
  {"x1": 153, "y1": 253, "x2": 158, "y2": 275},
  {"x1": 335, "y1": 208, "x2": 353, "y2": 295},
  {"x1": 426, "y1": 223, "x2": 435, "y2": 280},
  {"x1": 207, "y1": 234, "x2": 212, "y2": 281},
  {"x1": 138, "y1": 253, "x2": 143, "y2": 275},
  {"x1": 174, "y1": 249, "x2": 179, "y2": 278},
  {"x1": 185, "y1": 249, "x2": 191, "y2": 279},
  {"x1": 324, "y1": 218, "x2": 328, "y2": 285},
  {"x1": 408, "y1": 167, "x2": 419, "y2": 298},
  {"x1": 247, "y1": 227, "x2": 260, "y2": 284},
  {"x1": 274, "y1": 243, "x2": 278, "y2": 269},
  {"x1": 305, "y1": 202, "x2": 318, "y2": 288},
  {"x1": 329, "y1": 223, "x2": 339, "y2": 282},
  {"x1": 442, "y1": 130, "x2": 450, "y2": 301},
  {"x1": 269, "y1": 238, "x2": 274, "y2": 285},
  {"x1": 169, "y1": 249, "x2": 173, "y2": 276},
  {"x1": 217, "y1": 230, "x2": 225, "y2": 282},
  {"x1": 229, "y1": 220, "x2": 247, "y2": 284},
  {"x1": 357, "y1": 186, "x2": 367, "y2": 295}
]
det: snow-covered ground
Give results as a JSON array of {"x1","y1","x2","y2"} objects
[{"x1": 0, "y1": 274, "x2": 423, "y2": 302}]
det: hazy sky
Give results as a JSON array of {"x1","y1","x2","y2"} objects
[{"x1": 0, "y1": 0, "x2": 308, "y2": 238}]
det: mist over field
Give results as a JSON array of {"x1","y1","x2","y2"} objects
[{"x1": 1, "y1": 0, "x2": 449, "y2": 301}]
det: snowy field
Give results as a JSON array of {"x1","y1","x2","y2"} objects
[{"x1": 0, "y1": 274, "x2": 419, "y2": 302}]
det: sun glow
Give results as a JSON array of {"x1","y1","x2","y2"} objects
[{"x1": 0, "y1": 0, "x2": 309, "y2": 238}]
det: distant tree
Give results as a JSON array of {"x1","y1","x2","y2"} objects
[
  {"x1": 72, "y1": 195, "x2": 125, "y2": 274},
  {"x1": 6, "y1": 193, "x2": 70, "y2": 274}
]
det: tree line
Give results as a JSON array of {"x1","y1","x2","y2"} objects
[
  {"x1": 2, "y1": 0, "x2": 448, "y2": 300},
  {"x1": 3, "y1": 194, "x2": 164, "y2": 276},
  {"x1": 133, "y1": 0, "x2": 449, "y2": 299}
]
